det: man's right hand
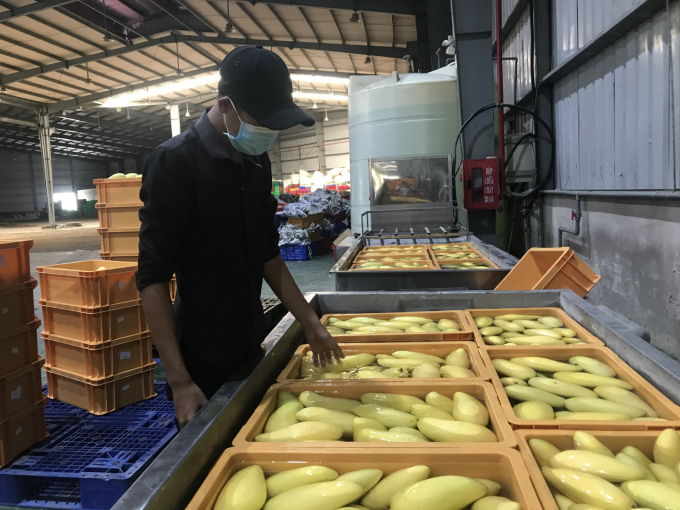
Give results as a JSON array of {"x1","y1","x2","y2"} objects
[{"x1": 172, "y1": 380, "x2": 208, "y2": 429}]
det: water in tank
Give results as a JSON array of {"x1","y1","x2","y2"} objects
[{"x1": 348, "y1": 63, "x2": 461, "y2": 233}]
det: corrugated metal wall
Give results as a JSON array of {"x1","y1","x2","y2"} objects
[
  {"x1": 277, "y1": 110, "x2": 349, "y2": 183},
  {"x1": 0, "y1": 149, "x2": 111, "y2": 213},
  {"x1": 552, "y1": 2, "x2": 675, "y2": 190},
  {"x1": 502, "y1": 5, "x2": 534, "y2": 103}
]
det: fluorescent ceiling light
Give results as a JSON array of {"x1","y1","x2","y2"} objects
[
  {"x1": 293, "y1": 92, "x2": 348, "y2": 102},
  {"x1": 97, "y1": 71, "x2": 348, "y2": 108}
]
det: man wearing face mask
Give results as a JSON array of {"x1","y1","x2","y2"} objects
[{"x1": 136, "y1": 46, "x2": 344, "y2": 429}]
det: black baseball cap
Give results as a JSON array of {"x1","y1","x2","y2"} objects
[{"x1": 218, "y1": 46, "x2": 315, "y2": 130}]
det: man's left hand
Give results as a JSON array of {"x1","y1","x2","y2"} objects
[{"x1": 306, "y1": 326, "x2": 344, "y2": 367}]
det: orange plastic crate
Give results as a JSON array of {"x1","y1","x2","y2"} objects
[
  {"x1": 321, "y1": 310, "x2": 476, "y2": 343},
  {"x1": 37, "y1": 260, "x2": 138, "y2": 309},
  {"x1": 277, "y1": 341, "x2": 490, "y2": 383},
  {"x1": 99, "y1": 252, "x2": 138, "y2": 263},
  {"x1": 233, "y1": 380, "x2": 516, "y2": 449},
  {"x1": 96, "y1": 202, "x2": 142, "y2": 229},
  {"x1": 495, "y1": 247, "x2": 600, "y2": 297},
  {"x1": 98, "y1": 228, "x2": 140, "y2": 254},
  {"x1": 0, "y1": 240, "x2": 33, "y2": 289},
  {"x1": 41, "y1": 300, "x2": 148, "y2": 345},
  {"x1": 45, "y1": 362, "x2": 156, "y2": 415},
  {"x1": 43, "y1": 331, "x2": 152, "y2": 380},
  {"x1": 515, "y1": 429, "x2": 676, "y2": 510},
  {"x1": 0, "y1": 278, "x2": 37, "y2": 334},
  {"x1": 94, "y1": 177, "x2": 142, "y2": 206},
  {"x1": 466, "y1": 307, "x2": 604, "y2": 348},
  {"x1": 0, "y1": 396, "x2": 48, "y2": 469},
  {"x1": 0, "y1": 319, "x2": 40, "y2": 378},
  {"x1": 482, "y1": 345, "x2": 680, "y2": 430},
  {"x1": 186, "y1": 448, "x2": 542, "y2": 510},
  {"x1": 0, "y1": 358, "x2": 45, "y2": 422}
]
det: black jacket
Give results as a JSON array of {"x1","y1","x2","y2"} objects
[{"x1": 136, "y1": 111, "x2": 280, "y2": 374}]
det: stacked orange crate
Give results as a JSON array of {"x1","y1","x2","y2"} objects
[
  {"x1": 0, "y1": 240, "x2": 47, "y2": 468},
  {"x1": 37, "y1": 260, "x2": 156, "y2": 415}
]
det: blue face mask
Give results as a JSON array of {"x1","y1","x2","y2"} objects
[{"x1": 223, "y1": 98, "x2": 279, "y2": 155}]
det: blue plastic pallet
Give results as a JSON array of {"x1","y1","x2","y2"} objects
[{"x1": 0, "y1": 384, "x2": 176, "y2": 509}]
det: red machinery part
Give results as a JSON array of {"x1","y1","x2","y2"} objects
[{"x1": 462, "y1": 158, "x2": 499, "y2": 210}]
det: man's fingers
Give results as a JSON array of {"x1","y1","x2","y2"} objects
[
  {"x1": 312, "y1": 351, "x2": 320, "y2": 367},
  {"x1": 319, "y1": 351, "x2": 328, "y2": 367},
  {"x1": 332, "y1": 344, "x2": 345, "y2": 360}
]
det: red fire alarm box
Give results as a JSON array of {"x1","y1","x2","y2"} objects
[{"x1": 462, "y1": 158, "x2": 499, "y2": 210}]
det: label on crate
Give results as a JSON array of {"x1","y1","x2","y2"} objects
[
  {"x1": 0, "y1": 256, "x2": 5, "y2": 267},
  {"x1": 122, "y1": 384, "x2": 130, "y2": 391},
  {"x1": 1, "y1": 307, "x2": 7, "y2": 314},
  {"x1": 120, "y1": 351, "x2": 131, "y2": 360},
  {"x1": 11, "y1": 347, "x2": 18, "y2": 354},
  {"x1": 118, "y1": 281, "x2": 125, "y2": 289},
  {"x1": 117, "y1": 317, "x2": 125, "y2": 323},
  {"x1": 10, "y1": 385, "x2": 21, "y2": 400},
  {"x1": 15, "y1": 426, "x2": 22, "y2": 436}
]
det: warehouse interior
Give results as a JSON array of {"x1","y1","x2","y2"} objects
[{"x1": 1, "y1": 1, "x2": 680, "y2": 510}]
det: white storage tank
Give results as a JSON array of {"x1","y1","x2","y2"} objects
[{"x1": 348, "y1": 64, "x2": 461, "y2": 233}]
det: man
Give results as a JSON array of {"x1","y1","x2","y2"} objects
[{"x1": 136, "y1": 46, "x2": 343, "y2": 429}]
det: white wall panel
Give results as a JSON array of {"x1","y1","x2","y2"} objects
[
  {"x1": 672, "y1": 0, "x2": 680, "y2": 187},
  {"x1": 553, "y1": 0, "x2": 578, "y2": 67},
  {"x1": 554, "y1": 7, "x2": 676, "y2": 190},
  {"x1": 502, "y1": 5, "x2": 533, "y2": 103}
]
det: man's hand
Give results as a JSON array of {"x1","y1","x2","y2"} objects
[
  {"x1": 171, "y1": 380, "x2": 208, "y2": 429},
  {"x1": 306, "y1": 325, "x2": 345, "y2": 367}
]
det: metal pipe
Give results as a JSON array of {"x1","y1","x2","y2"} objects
[
  {"x1": 37, "y1": 105, "x2": 56, "y2": 228},
  {"x1": 495, "y1": 0, "x2": 505, "y2": 198},
  {"x1": 557, "y1": 193, "x2": 580, "y2": 247},
  {"x1": 0, "y1": 116, "x2": 38, "y2": 127},
  {"x1": 543, "y1": 189, "x2": 680, "y2": 200}
]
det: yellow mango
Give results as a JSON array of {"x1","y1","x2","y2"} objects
[
  {"x1": 513, "y1": 401, "x2": 555, "y2": 420},
  {"x1": 480, "y1": 326, "x2": 504, "y2": 336},
  {"x1": 295, "y1": 407, "x2": 355, "y2": 438},
  {"x1": 475, "y1": 317, "x2": 494, "y2": 328},
  {"x1": 493, "y1": 319, "x2": 525, "y2": 333},
  {"x1": 412, "y1": 404, "x2": 454, "y2": 421},
  {"x1": 361, "y1": 466, "x2": 430, "y2": 510},
  {"x1": 336, "y1": 469, "x2": 383, "y2": 496},
  {"x1": 514, "y1": 319, "x2": 546, "y2": 329},
  {"x1": 265, "y1": 466, "x2": 339, "y2": 499},
  {"x1": 471, "y1": 496, "x2": 521, "y2": 510},
  {"x1": 529, "y1": 378, "x2": 597, "y2": 398},
  {"x1": 276, "y1": 391, "x2": 299, "y2": 408},
  {"x1": 411, "y1": 363, "x2": 441, "y2": 378},
  {"x1": 417, "y1": 418, "x2": 497, "y2": 443},
  {"x1": 620, "y1": 446, "x2": 652, "y2": 466},
  {"x1": 352, "y1": 417, "x2": 387, "y2": 440},
  {"x1": 348, "y1": 317, "x2": 382, "y2": 324},
  {"x1": 508, "y1": 336, "x2": 565, "y2": 346},
  {"x1": 573, "y1": 431, "x2": 615, "y2": 457},
  {"x1": 542, "y1": 467, "x2": 633, "y2": 510},
  {"x1": 405, "y1": 326, "x2": 426, "y2": 333},
  {"x1": 620, "y1": 480, "x2": 680, "y2": 510},
  {"x1": 495, "y1": 314, "x2": 541, "y2": 321},
  {"x1": 357, "y1": 326, "x2": 403, "y2": 334},
  {"x1": 501, "y1": 332, "x2": 524, "y2": 339},
  {"x1": 511, "y1": 357, "x2": 582, "y2": 373},
  {"x1": 549, "y1": 450, "x2": 646, "y2": 482},
  {"x1": 475, "y1": 479, "x2": 501, "y2": 496},
  {"x1": 654, "y1": 429, "x2": 680, "y2": 468},
  {"x1": 648, "y1": 463, "x2": 680, "y2": 486},
  {"x1": 553, "y1": 328, "x2": 577, "y2": 338},
  {"x1": 438, "y1": 319, "x2": 460, "y2": 331},
  {"x1": 265, "y1": 402, "x2": 303, "y2": 433},
  {"x1": 355, "y1": 428, "x2": 428, "y2": 443},
  {"x1": 378, "y1": 367, "x2": 408, "y2": 378},
  {"x1": 492, "y1": 359, "x2": 537, "y2": 380},
  {"x1": 298, "y1": 391, "x2": 361, "y2": 412},
  {"x1": 391, "y1": 476, "x2": 487, "y2": 510},
  {"x1": 422, "y1": 322, "x2": 441, "y2": 333},
  {"x1": 552, "y1": 372, "x2": 633, "y2": 390},
  {"x1": 453, "y1": 392, "x2": 489, "y2": 426},
  {"x1": 214, "y1": 465, "x2": 266, "y2": 510},
  {"x1": 445, "y1": 348, "x2": 470, "y2": 368},
  {"x1": 522, "y1": 329, "x2": 563, "y2": 339},
  {"x1": 377, "y1": 358, "x2": 426, "y2": 369},
  {"x1": 353, "y1": 405, "x2": 417, "y2": 429},
  {"x1": 392, "y1": 316, "x2": 433, "y2": 325},
  {"x1": 392, "y1": 351, "x2": 444, "y2": 364},
  {"x1": 485, "y1": 336, "x2": 506, "y2": 345},
  {"x1": 569, "y1": 357, "x2": 617, "y2": 378},
  {"x1": 505, "y1": 386, "x2": 566, "y2": 408},
  {"x1": 553, "y1": 492, "x2": 577, "y2": 510},
  {"x1": 332, "y1": 321, "x2": 366, "y2": 330},
  {"x1": 593, "y1": 387, "x2": 658, "y2": 418},
  {"x1": 564, "y1": 398, "x2": 645, "y2": 418},
  {"x1": 441, "y1": 365, "x2": 476, "y2": 378},
  {"x1": 360, "y1": 393, "x2": 425, "y2": 413},
  {"x1": 555, "y1": 412, "x2": 630, "y2": 421},
  {"x1": 389, "y1": 427, "x2": 430, "y2": 440},
  {"x1": 538, "y1": 316, "x2": 564, "y2": 328},
  {"x1": 529, "y1": 438, "x2": 561, "y2": 467},
  {"x1": 263, "y1": 481, "x2": 364, "y2": 510},
  {"x1": 501, "y1": 377, "x2": 527, "y2": 387},
  {"x1": 326, "y1": 327, "x2": 345, "y2": 335},
  {"x1": 254, "y1": 421, "x2": 344, "y2": 442},
  {"x1": 426, "y1": 392, "x2": 454, "y2": 414},
  {"x1": 615, "y1": 453, "x2": 657, "y2": 481},
  {"x1": 383, "y1": 321, "x2": 414, "y2": 329}
]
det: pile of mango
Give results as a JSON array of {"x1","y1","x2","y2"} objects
[
  {"x1": 440, "y1": 262, "x2": 490, "y2": 270},
  {"x1": 530, "y1": 430, "x2": 680, "y2": 510},
  {"x1": 326, "y1": 316, "x2": 460, "y2": 336},
  {"x1": 359, "y1": 257, "x2": 428, "y2": 262},
  {"x1": 475, "y1": 314, "x2": 586, "y2": 346},
  {"x1": 108, "y1": 173, "x2": 139, "y2": 178},
  {"x1": 362, "y1": 247, "x2": 427, "y2": 256},
  {"x1": 301, "y1": 348, "x2": 475, "y2": 380},
  {"x1": 436, "y1": 253, "x2": 481, "y2": 260},
  {"x1": 354, "y1": 261, "x2": 431, "y2": 270},
  {"x1": 255, "y1": 390, "x2": 497, "y2": 444},
  {"x1": 213, "y1": 462, "x2": 520, "y2": 510},
  {"x1": 432, "y1": 245, "x2": 472, "y2": 251},
  {"x1": 492, "y1": 356, "x2": 665, "y2": 422}
]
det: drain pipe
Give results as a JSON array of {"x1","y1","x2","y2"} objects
[{"x1": 558, "y1": 194, "x2": 581, "y2": 247}]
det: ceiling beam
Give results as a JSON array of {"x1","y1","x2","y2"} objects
[
  {"x1": 243, "y1": 1, "x2": 416, "y2": 16},
  {"x1": 0, "y1": 140, "x2": 122, "y2": 162},
  {"x1": 0, "y1": 0, "x2": 77, "y2": 23},
  {"x1": 0, "y1": 35, "x2": 407, "y2": 88},
  {"x1": 207, "y1": 0, "x2": 249, "y2": 38},
  {"x1": 0, "y1": 132, "x2": 135, "y2": 158},
  {"x1": 56, "y1": 112, "x2": 170, "y2": 139},
  {"x1": 236, "y1": 2, "x2": 272, "y2": 39},
  {"x1": 51, "y1": 124, "x2": 158, "y2": 148}
]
